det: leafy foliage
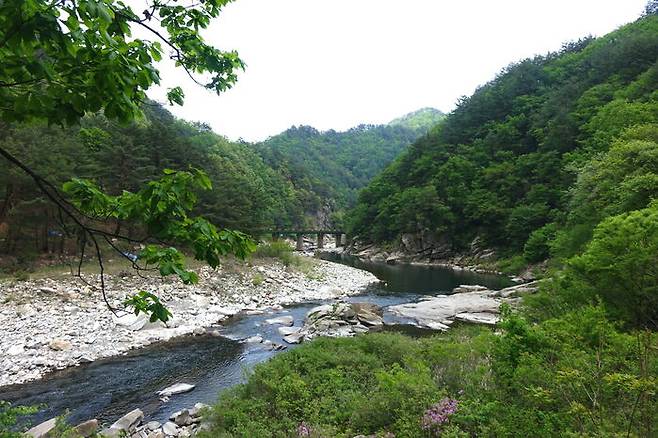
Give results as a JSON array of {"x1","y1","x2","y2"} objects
[
  {"x1": 255, "y1": 110, "x2": 444, "y2": 225},
  {"x1": 0, "y1": 401, "x2": 38, "y2": 438},
  {"x1": 200, "y1": 311, "x2": 657, "y2": 437},
  {"x1": 124, "y1": 290, "x2": 172, "y2": 323},
  {"x1": 567, "y1": 202, "x2": 658, "y2": 329},
  {"x1": 0, "y1": 0, "x2": 253, "y2": 322},
  {"x1": 0, "y1": 0, "x2": 243, "y2": 125},
  {"x1": 347, "y1": 15, "x2": 658, "y2": 258}
]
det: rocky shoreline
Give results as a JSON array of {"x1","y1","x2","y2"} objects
[
  {"x1": 0, "y1": 255, "x2": 378, "y2": 387},
  {"x1": 341, "y1": 235, "x2": 537, "y2": 282},
  {"x1": 20, "y1": 278, "x2": 539, "y2": 438}
]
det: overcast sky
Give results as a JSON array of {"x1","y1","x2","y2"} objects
[{"x1": 147, "y1": 0, "x2": 648, "y2": 141}]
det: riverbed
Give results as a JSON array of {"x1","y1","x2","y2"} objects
[{"x1": 0, "y1": 254, "x2": 510, "y2": 429}]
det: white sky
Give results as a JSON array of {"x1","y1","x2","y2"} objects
[{"x1": 146, "y1": 0, "x2": 648, "y2": 141}]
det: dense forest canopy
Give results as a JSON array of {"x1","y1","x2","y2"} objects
[
  {"x1": 254, "y1": 108, "x2": 444, "y2": 225},
  {"x1": 347, "y1": 14, "x2": 658, "y2": 262},
  {"x1": 0, "y1": 106, "x2": 442, "y2": 259}
]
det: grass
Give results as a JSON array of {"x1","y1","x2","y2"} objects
[{"x1": 251, "y1": 240, "x2": 321, "y2": 279}]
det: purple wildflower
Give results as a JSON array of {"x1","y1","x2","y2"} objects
[
  {"x1": 421, "y1": 397, "x2": 459, "y2": 434},
  {"x1": 297, "y1": 421, "x2": 311, "y2": 437}
]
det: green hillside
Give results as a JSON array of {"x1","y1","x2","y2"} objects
[
  {"x1": 0, "y1": 104, "x2": 306, "y2": 256},
  {"x1": 389, "y1": 107, "x2": 445, "y2": 130},
  {"x1": 347, "y1": 15, "x2": 658, "y2": 264},
  {"x1": 0, "y1": 105, "x2": 442, "y2": 258},
  {"x1": 255, "y1": 112, "x2": 443, "y2": 226}
]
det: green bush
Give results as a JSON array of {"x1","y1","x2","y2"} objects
[
  {"x1": 200, "y1": 311, "x2": 657, "y2": 438},
  {"x1": 252, "y1": 241, "x2": 295, "y2": 266},
  {"x1": 484, "y1": 305, "x2": 658, "y2": 437},
  {"x1": 523, "y1": 223, "x2": 558, "y2": 263},
  {"x1": 496, "y1": 254, "x2": 527, "y2": 275},
  {"x1": 0, "y1": 401, "x2": 38, "y2": 438},
  {"x1": 198, "y1": 332, "x2": 468, "y2": 438},
  {"x1": 567, "y1": 202, "x2": 658, "y2": 329}
]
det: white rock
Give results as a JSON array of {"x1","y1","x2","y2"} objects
[
  {"x1": 158, "y1": 383, "x2": 195, "y2": 396},
  {"x1": 454, "y1": 312, "x2": 499, "y2": 325},
  {"x1": 104, "y1": 408, "x2": 143, "y2": 436},
  {"x1": 170, "y1": 409, "x2": 191, "y2": 426},
  {"x1": 277, "y1": 326, "x2": 301, "y2": 336},
  {"x1": 48, "y1": 339, "x2": 72, "y2": 351},
  {"x1": 162, "y1": 421, "x2": 179, "y2": 436},
  {"x1": 7, "y1": 344, "x2": 25, "y2": 356},
  {"x1": 283, "y1": 332, "x2": 304, "y2": 344},
  {"x1": 113, "y1": 313, "x2": 148, "y2": 331},
  {"x1": 265, "y1": 315, "x2": 294, "y2": 326},
  {"x1": 145, "y1": 421, "x2": 161, "y2": 430},
  {"x1": 192, "y1": 327, "x2": 206, "y2": 336},
  {"x1": 388, "y1": 291, "x2": 501, "y2": 330},
  {"x1": 244, "y1": 335, "x2": 263, "y2": 343}
]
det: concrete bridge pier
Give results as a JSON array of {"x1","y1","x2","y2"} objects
[
  {"x1": 335, "y1": 233, "x2": 343, "y2": 247},
  {"x1": 317, "y1": 233, "x2": 324, "y2": 249},
  {"x1": 296, "y1": 233, "x2": 304, "y2": 251}
]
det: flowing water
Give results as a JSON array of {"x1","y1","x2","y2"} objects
[{"x1": 0, "y1": 256, "x2": 510, "y2": 428}]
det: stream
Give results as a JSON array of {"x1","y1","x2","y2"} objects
[{"x1": 0, "y1": 255, "x2": 511, "y2": 428}]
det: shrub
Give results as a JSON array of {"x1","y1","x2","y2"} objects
[
  {"x1": 523, "y1": 223, "x2": 557, "y2": 263},
  {"x1": 0, "y1": 402, "x2": 38, "y2": 438},
  {"x1": 198, "y1": 333, "x2": 458, "y2": 438},
  {"x1": 568, "y1": 202, "x2": 658, "y2": 328}
]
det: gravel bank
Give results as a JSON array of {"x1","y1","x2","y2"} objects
[{"x1": 0, "y1": 256, "x2": 378, "y2": 387}]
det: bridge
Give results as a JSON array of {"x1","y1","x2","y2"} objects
[{"x1": 263, "y1": 230, "x2": 346, "y2": 250}]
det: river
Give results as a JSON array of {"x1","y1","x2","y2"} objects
[{"x1": 0, "y1": 255, "x2": 510, "y2": 429}]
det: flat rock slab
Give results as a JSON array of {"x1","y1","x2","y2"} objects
[
  {"x1": 158, "y1": 383, "x2": 195, "y2": 396},
  {"x1": 26, "y1": 417, "x2": 57, "y2": 438},
  {"x1": 387, "y1": 291, "x2": 500, "y2": 330},
  {"x1": 454, "y1": 312, "x2": 499, "y2": 325},
  {"x1": 265, "y1": 315, "x2": 294, "y2": 326},
  {"x1": 277, "y1": 326, "x2": 301, "y2": 336},
  {"x1": 110, "y1": 408, "x2": 143, "y2": 431},
  {"x1": 283, "y1": 332, "x2": 304, "y2": 344}
]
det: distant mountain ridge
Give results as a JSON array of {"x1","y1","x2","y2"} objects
[
  {"x1": 388, "y1": 107, "x2": 445, "y2": 130},
  {"x1": 253, "y1": 108, "x2": 444, "y2": 227}
]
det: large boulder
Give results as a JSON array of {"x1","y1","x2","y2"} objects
[
  {"x1": 102, "y1": 408, "x2": 143, "y2": 437},
  {"x1": 294, "y1": 302, "x2": 383, "y2": 342},
  {"x1": 387, "y1": 291, "x2": 500, "y2": 330},
  {"x1": 25, "y1": 418, "x2": 57, "y2": 438},
  {"x1": 353, "y1": 303, "x2": 384, "y2": 327},
  {"x1": 265, "y1": 315, "x2": 294, "y2": 326}
]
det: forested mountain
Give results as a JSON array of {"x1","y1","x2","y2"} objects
[
  {"x1": 0, "y1": 105, "x2": 307, "y2": 255},
  {"x1": 254, "y1": 110, "x2": 444, "y2": 226},
  {"x1": 348, "y1": 14, "x2": 658, "y2": 263},
  {"x1": 0, "y1": 104, "x2": 441, "y2": 256},
  {"x1": 388, "y1": 107, "x2": 445, "y2": 130}
]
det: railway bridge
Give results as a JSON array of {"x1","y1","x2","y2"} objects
[{"x1": 266, "y1": 229, "x2": 346, "y2": 250}]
